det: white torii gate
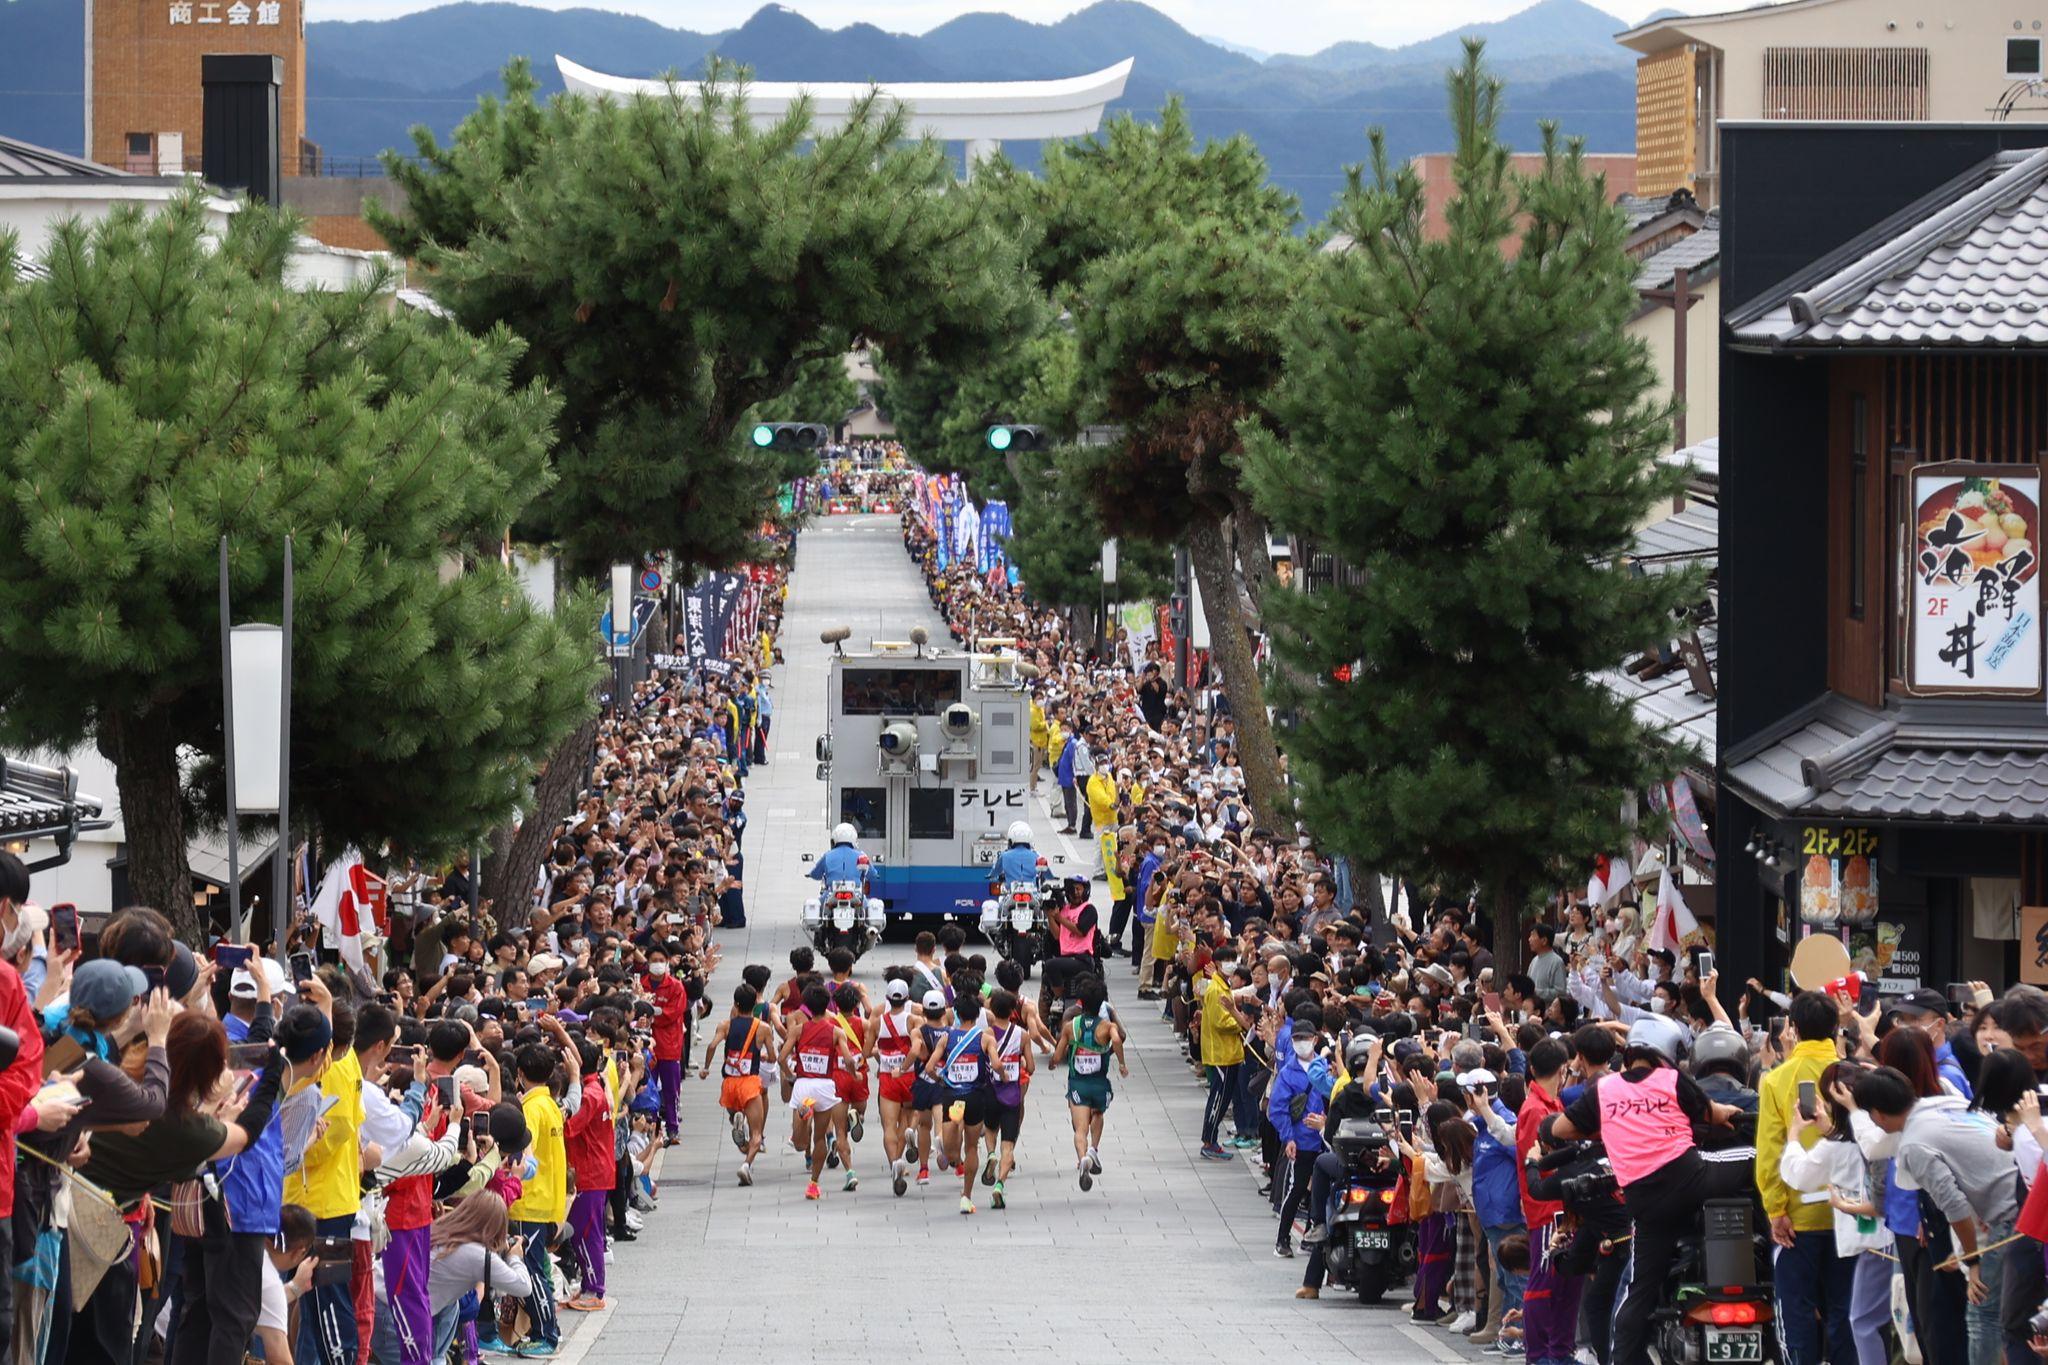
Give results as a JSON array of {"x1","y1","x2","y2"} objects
[{"x1": 554, "y1": 55, "x2": 1135, "y2": 172}]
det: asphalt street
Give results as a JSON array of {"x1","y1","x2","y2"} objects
[{"x1": 560, "y1": 514, "x2": 1489, "y2": 1364}]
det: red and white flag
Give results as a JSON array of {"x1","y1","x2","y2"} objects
[
  {"x1": 1587, "y1": 852, "x2": 1633, "y2": 908},
  {"x1": 1645, "y1": 867, "x2": 1700, "y2": 955},
  {"x1": 309, "y1": 848, "x2": 387, "y2": 976}
]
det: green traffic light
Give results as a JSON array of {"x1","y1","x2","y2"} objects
[
  {"x1": 987, "y1": 426, "x2": 1013, "y2": 451},
  {"x1": 751, "y1": 424, "x2": 775, "y2": 448}
]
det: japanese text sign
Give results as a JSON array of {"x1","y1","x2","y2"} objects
[{"x1": 1911, "y1": 466, "x2": 2041, "y2": 695}]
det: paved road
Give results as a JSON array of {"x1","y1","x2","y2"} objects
[{"x1": 571, "y1": 514, "x2": 1479, "y2": 1364}]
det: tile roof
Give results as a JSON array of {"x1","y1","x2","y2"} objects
[
  {"x1": 1631, "y1": 497, "x2": 1718, "y2": 568},
  {"x1": 1595, "y1": 501, "x2": 1720, "y2": 767},
  {"x1": 1636, "y1": 223, "x2": 1721, "y2": 292},
  {"x1": 0, "y1": 756, "x2": 105, "y2": 842},
  {"x1": 0, "y1": 136, "x2": 129, "y2": 180},
  {"x1": 1617, "y1": 194, "x2": 1669, "y2": 231},
  {"x1": 1723, "y1": 694, "x2": 2048, "y2": 823},
  {"x1": 1733, "y1": 148, "x2": 2048, "y2": 348},
  {"x1": 1660, "y1": 436, "x2": 1719, "y2": 489}
]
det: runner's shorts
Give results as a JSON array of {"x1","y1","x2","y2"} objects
[
  {"x1": 947, "y1": 1089, "x2": 992, "y2": 1129},
  {"x1": 719, "y1": 1075, "x2": 764, "y2": 1112},
  {"x1": 911, "y1": 1076, "x2": 944, "y2": 1111},
  {"x1": 790, "y1": 1078, "x2": 842, "y2": 1112},
  {"x1": 988, "y1": 1099, "x2": 1024, "y2": 1144},
  {"x1": 879, "y1": 1072, "x2": 916, "y2": 1106},
  {"x1": 835, "y1": 1068, "x2": 870, "y2": 1107},
  {"x1": 1067, "y1": 1077, "x2": 1114, "y2": 1112}
]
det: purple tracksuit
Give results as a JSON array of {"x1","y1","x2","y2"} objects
[
  {"x1": 568, "y1": 1189, "x2": 607, "y2": 1301},
  {"x1": 380, "y1": 1225, "x2": 434, "y2": 1365},
  {"x1": 1521, "y1": 1236, "x2": 1585, "y2": 1364},
  {"x1": 655, "y1": 1057, "x2": 684, "y2": 1138}
]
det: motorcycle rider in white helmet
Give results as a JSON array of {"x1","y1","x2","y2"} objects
[
  {"x1": 991, "y1": 820, "x2": 1045, "y2": 889},
  {"x1": 809, "y1": 822, "x2": 868, "y2": 891}
]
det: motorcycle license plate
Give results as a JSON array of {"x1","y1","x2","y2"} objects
[
  {"x1": 1356, "y1": 1229, "x2": 1390, "y2": 1250},
  {"x1": 832, "y1": 907, "x2": 856, "y2": 930},
  {"x1": 1705, "y1": 1328, "x2": 1763, "y2": 1363}
]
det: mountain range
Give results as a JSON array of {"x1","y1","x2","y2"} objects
[{"x1": 0, "y1": 0, "x2": 1658, "y2": 220}]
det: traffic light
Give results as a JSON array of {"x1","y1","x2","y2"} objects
[
  {"x1": 986, "y1": 424, "x2": 1049, "y2": 452},
  {"x1": 748, "y1": 422, "x2": 830, "y2": 451}
]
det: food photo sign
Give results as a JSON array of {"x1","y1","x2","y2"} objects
[{"x1": 1910, "y1": 465, "x2": 2041, "y2": 696}]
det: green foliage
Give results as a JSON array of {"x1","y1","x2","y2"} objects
[
  {"x1": 1242, "y1": 45, "x2": 1697, "y2": 921},
  {"x1": 372, "y1": 60, "x2": 1034, "y2": 578},
  {"x1": 745, "y1": 354, "x2": 859, "y2": 429},
  {"x1": 0, "y1": 193, "x2": 599, "y2": 873}
]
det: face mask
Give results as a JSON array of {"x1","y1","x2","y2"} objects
[
  {"x1": 1649, "y1": 997, "x2": 1668, "y2": 1015},
  {"x1": 1153, "y1": 845, "x2": 1166, "y2": 857},
  {"x1": 1292, "y1": 1039, "x2": 1318, "y2": 1061},
  {"x1": 1297, "y1": 836, "x2": 1312, "y2": 849},
  {"x1": 1606, "y1": 918, "x2": 1621, "y2": 934},
  {"x1": 649, "y1": 963, "x2": 669, "y2": 977}
]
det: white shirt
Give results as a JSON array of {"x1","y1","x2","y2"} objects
[{"x1": 257, "y1": 1264, "x2": 288, "y2": 1334}]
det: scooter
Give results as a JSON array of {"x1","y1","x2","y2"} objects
[
  {"x1": 1652, "y1": 1197, "x2": 1777, "y2": 1365},
  {"x1": 977, "y1": 880, "x2": 1049, "y2": 975},
  {"x1": 801, "y1": 878, "x2": 884, "y2": 961},
  {"x1": 1320, "y1": 1118, "x2": 1414, "y2": 1304}
]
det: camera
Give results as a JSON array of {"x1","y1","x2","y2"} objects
[
  {"x1": 2030, "y1": 1299, "x2": 2048, "y2": 1338},
  {"x1": 1560, "y1": 1159, "x2": 1618, "y2": 1204}
]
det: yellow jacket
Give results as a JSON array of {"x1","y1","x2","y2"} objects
[
  {"x1": 285, "y1": 1049, "x2": 364, "y2": 1220},
  {"x1": 1047, "y1": 723, "x2": 1067, "y2": 765},
  {"x1": 1756, "y1": 1039, "x2": 1839, "y2": 1232},
  {"x1": 1029, "y1": 701, "x2": 1048, "y2": 749},
  {"x1": 1085, "y1": 772, "x2": 1118, "y2": 825},
  {"x1": 1198, "y1": 969, "x2": 1246, "y2": 1068},
  {"x1": 510, "y1": 1085, "x2": 568, "y2": 1224}
]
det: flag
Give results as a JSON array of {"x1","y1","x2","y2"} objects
[
  {"x1": 1588, "y1": 852, "x2": 1633, "y2": 908},
  {"x1": 309, "y1": 847, "x2": 387, "y2": 976},
  {"x1": 1645, "y1": 867, "x2": 1700, "y2": 955}
]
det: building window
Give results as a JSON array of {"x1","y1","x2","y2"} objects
[
  {"x1": 124, "y1": 132, "x2": 154, "y2": 175},
  {"x1": 1850, "y1": 396, "x2": 1867, "y2": 620},
  {"x1": 2009, "y1": 37, "x2": 2043, "y2": 79},
  {"x1": 1762, "y1": 47, "x2": 1929, "y2": 120},
  {"x1": 838, "y1": 788, "x2": 885, "y2": 840}
]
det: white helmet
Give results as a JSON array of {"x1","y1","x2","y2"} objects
[
  {"x1": 1627, "y1": 1014, "x2": 1689, "y2": 1066},
  {"x1": 831, "y1": 822, "x2": 857, "y2": 846},
  {"x1": 1006, "y1": 821, "x2": 1032, "y2": 845}
]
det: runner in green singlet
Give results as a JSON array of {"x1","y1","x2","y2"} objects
[{"x1": 1052, "y1": 974, "x2": 1127, "y2": 1192}]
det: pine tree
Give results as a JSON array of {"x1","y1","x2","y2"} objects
[
  {"x1": 1242, "y1": 45, "x2": 1698, "y2": 967},
  {"x1": 0, "y1": 194, "x2": 599, "y2": 940},
  {"x1": 1031, "y1": 100, "x2": 1308, "y2": 829}
]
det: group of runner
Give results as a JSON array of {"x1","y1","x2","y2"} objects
[{"x1": 696, "y1": 931, "x2": 1128, "y2": 1213}]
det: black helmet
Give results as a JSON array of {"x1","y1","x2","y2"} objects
[{"x1": 1690, "y1": 1022, "x2": 1748, "y2": 1079}]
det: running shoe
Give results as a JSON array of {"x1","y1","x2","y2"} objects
[
  {"x1": 731, "y1": 1112, "x2": 749, "y2": 1151},
  {"x1": 892, "y1": 1166, "x2": 908, "y2": 1197},
  {"x1": 562, "y1": 1296, "x2": 605, "y2": 1313},
  {"x1": 1301, "y1": 1223, "x2": 1328, "y2": 1247},
  {"x1": 850, "y1": 1111, "x2": 865, "y2": 1143},
  {"x1": 1273, "y1": 1242, "x2": 1295, "y2": 1259},
  {"x1": 1077, "y1": 1159, "x2": 1093, "y2": 1193},
  {"x1": 1087, "y1": 1148, "x2": 1103, "y2": 1175},
  {"x1": 916, "y1": 1165, "x2": 930, "y2": 1187},
  {"x1": 736, "y1": 1163, "x2": 753, "y2": 1187},
  {"x1": 827, "y1": 1147, "x2": 841, "y2": 1169},
  {"x1": 1199, "y1": 1143, "x2": 1232, "y2": 1161},
  {"x1": 804, "y1": 1181, "x2": 821, "y2": 1201},
  {"x1": 959, "y1": 1196, "x2": 974, "y2": 1215},
  {"x1": 980, "y1": 1152, "x2": 997, "y2": 1187},
  {"x1": 513, "y1": 1344, "x2": 557, "y2": 1359},
  {"x1": 991, "y1": 1181, "x2": 1005, "y2": 1210},
  {"x1": 477, "y1": 1336, "x2": 513, "y2": 1356},
  {"x1": 904, "y1": 1135, "x2": 918, "y2": 1163},
  {"x1": 843, "y1": 1169, "x2": 859, "y2": 1192}
]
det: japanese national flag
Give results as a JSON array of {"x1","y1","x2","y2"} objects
[
  {"x1": 1587, "y1": 852, "x2": 1633, "y2": 908},
  {"x1": 309, "y1": 847, "x2": 387, "y2": 977},
  {"x1": 1646, "y1": 867, "x2": 1700, "y2": 955}
]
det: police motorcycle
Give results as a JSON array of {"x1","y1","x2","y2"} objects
[
  {"x1": 800, "y1": 822, "x2": 886, "y2": 961},
  {"x1": 977, "y1": 821, "x2": 1053, "y2": 974},
  {"x1": 1320, "y1": 1112, "x2": 1414, "y2": 1304}
]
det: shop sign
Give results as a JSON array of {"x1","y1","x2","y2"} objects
[
  {"x1": 1909, "y1": 465, "x2": 2041, "y2": 695},
  {"x1": 2024, "y1": 906, "x2": 2048, "y2": 987},
  {"x1": 1798, "y1": 825, "x2": 1878, "y2": 927},
  {"x1": 1849, "y1": 919, "x2": 1917, "y2": 994},
  {"x1": 169, "y1": 0, "x2": 281, "y2": 22}
]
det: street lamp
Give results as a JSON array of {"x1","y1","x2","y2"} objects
[{"x1": 219, "y1": 536, "x2": 293, "y2": 951}]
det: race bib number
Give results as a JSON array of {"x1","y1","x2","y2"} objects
[
  {"x1": 1073, "y1": 1052, "x2": 1104, "y2": 1076},
  {"x1": 723, "y1": 1055, "x2": 755, "y2": 1078},
  {"x1": 999, "y1": 1060, "x2": 1021, "y2": 1082},
  {"x1": 946, "y1": 1060, "x2": 980, "y2": 1086},
  {"x1": 798, "y1": 1051, "x2": 832, "y2": 1077},
  {"x1": 878, "y1": 1053, "x2": 910, "y2": 1075}
]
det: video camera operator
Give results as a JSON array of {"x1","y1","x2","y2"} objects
[
  {"x1": 1549, "y1": 1014, "x2": 1750, "y2": 1365},
  {"x1": 1529, "y1": 1115, "x2": 1630, "y2": 1365}
]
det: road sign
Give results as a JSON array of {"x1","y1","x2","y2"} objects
[{"x1": 639, "y1": 568, "x2": 662, "y2": 593}]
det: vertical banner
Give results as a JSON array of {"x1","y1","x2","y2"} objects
[
  {"x1": 2024, "y1": 905, "x2": 2048, "y2": 986},
  {"x1": 1909, "y1": 465, "x2": 2040, "y2": 694}
]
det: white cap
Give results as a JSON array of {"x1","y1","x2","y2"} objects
[
  {"x1": 230, "y1": 958, "x2": 289, "y2": 1000},
  {"x1": 453, "y1": 1064, "x2": 490, "y2": 1097},
  {"x1": 528, "y1": 953, "x2": 564, "y2": 975},
  {"x1": 920, "y1": 989, "x2": 947, "y2": 1011},
  {"x1": 884, "y1": 979, "x2": 910, "y2": 1001},
  {"x1": 1455, "y1": 1069, "x2": 1499, "y2": 1089}
]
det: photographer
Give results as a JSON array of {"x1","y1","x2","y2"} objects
[{"x1": 1527, "y1": 1116, "x2": 1628, "y2": 1365}]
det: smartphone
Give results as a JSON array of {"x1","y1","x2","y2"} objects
[
  {"x1": 50, "y1": 903, "x2": 78, "y2": 954},
  {"x1": 1948, "y1": 983, "x2": 1970, "y2": 1005},
  {"x1": 1464, "y1": 1022, "x2": 1487, "y2": 1042},
  {"x1": 1397, "y1": 1108, "x2": 1415, "y2": 1129},
  {"x1": 463, "y1": 1049, "x2": 486, "y2": 1068},
  {"x1": 1373, "y1": 1107, "x2": 1394, "y2": 1126},
  {"x1": 1797, "y1": 1079, "x2": 1818, "y2": 1121},
  {"x1": 41, "y1": 1035, "x2": 86, "y2": 1078},
  {"x1": 213, "y1": 944, "x2": 254, "y2": 971},
  {"x1": 227, "y1": 1043, "x2": 271, "y2": 1071},
  {"x1": 311, "y1": 1236, "x2": 354, "y2": 1288},
  {"x1": 433, "y1": 1076, "x2": 458, "y2": 1109},
  {"x1": 1697, "y1": 950, "x2": 1716, "y2": 979},
  {"x1": 140, "y1": 964, "x2": 166, "y2": 992},
  {"x1": 1483, "y1": 991, "x2": 1502, "y2": 1014},
  {"x1": 290, "y1": 952, "x2": 316, "y2": 986}
]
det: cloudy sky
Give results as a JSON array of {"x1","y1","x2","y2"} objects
[{"x1": 310, "y1": 0, "x2": 1745, "y2": 53}]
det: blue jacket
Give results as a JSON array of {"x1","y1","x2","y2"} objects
[
  {"x1": 1470, "y1": 1099, "x2": 1524, "y2": 1230},
  {"x1": 1055, "y1": 742, "x2": 1076, "y2": 788},
  {"x1": 809, "y1": 844, "x2": 865, "y2": 884},
  {"x1": 1267, "y1": 1052, "x2": 1330, "y2": 1152},
  {"x1": 993, "y1": 846, "x2": 1043, "y2": 884},
  {"x1": 1935, "y1": 1040, "x2": 1973, "y2": 1100},
  {"x1": 1134, "y1": 852, "x2": 1162, "y2": 924}
]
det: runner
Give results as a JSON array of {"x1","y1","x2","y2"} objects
[
  {"x1": 907, "y1": 932, "x2": 946, "y2": 1002},
  {"x1": 922, "y1": 972, "x2": 996, "y2": 1215},
  {"x1": 908, "y1": 989, "x2": 950, "y2": 1189},
  {"x1": 868, "y1": 975, "x2": 919, "y2": 1195},
  {"x1": 1054, "y1": 974, "x2": 1128, "y2": 1191},
  {"x1": 697, "y1": 984, "x2": 771, "y2": 1185},
  {"x1": 827, "y1": 981, "x2": 867, "y2": 1188},
  {"x1": 778, "y1": 981, "x2": 857, "y2": 1200},
  {"x1": 772, "y1": 950, "x2": 815, "y2": 1122},
  {"x1": 982, "y1": 989, "x2": 1033, "y2": 1210}
]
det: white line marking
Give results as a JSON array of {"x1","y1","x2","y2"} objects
[{"x1": 1395, "y1": 1324, "x2": 1466, "y2": 1361}]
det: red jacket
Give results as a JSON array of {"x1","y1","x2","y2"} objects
[
  {"x1": 564, "y1": 1074, "x2": 615, "y2": 1193},
  {"x1": 384, "y1": 1100, "x2": 448, "y2": 1231},
  {"x1": 1516, "y1": 1080, "x2": 1565, "y2": 1229},
  {"x1": 648, "y1": 975, "x2": 688, "y2": 1062},
  {"x1": 0, "y1": 961, "x2": 44, "y2": 1216}
]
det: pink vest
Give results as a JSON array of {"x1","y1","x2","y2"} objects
[
  {"x1": 1594, "y1": 1067, "x2": 1691, "y2": 1186},
  {"x1": 1057, "y1": 909, "x2": 1094, "y2": 957}
]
